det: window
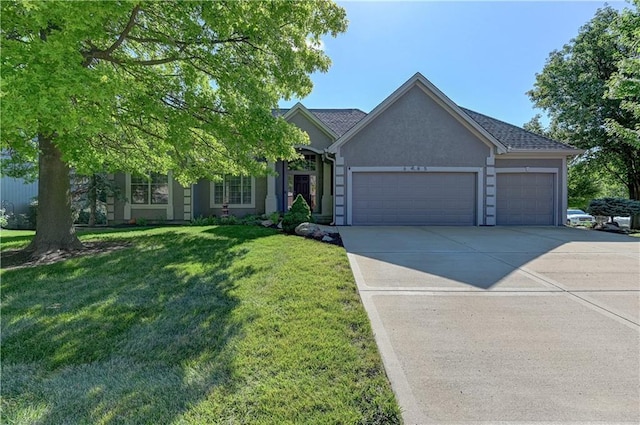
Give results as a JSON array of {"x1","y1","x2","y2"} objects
[
  {"x1": 212, "y1": 175, "x2": 254, "y2": 207},
  {"x1": 287, "y1": 154, "x2": 317, "y2": 171},
  {"x1": 131, "y1": 173, "x2": 169, "y2": 205}
]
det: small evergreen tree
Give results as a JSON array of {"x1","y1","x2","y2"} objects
[
  {"x1": 282, "y1": 194, "x2": 311, "y2": 234},
  {"x1": 587, "y1": 197, "x2": 640, "y2": 224}
]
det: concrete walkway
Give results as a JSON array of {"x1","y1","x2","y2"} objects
[{"x1": 339, "y1": 226, "x2": 640, "y2": 424}]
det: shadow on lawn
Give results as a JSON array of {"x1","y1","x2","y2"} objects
[{"x1": 1, "y1": 226, "x2": 276, "y2": 424}]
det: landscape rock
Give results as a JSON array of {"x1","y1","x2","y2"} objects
[
  {"x1": 277, "y1": 221, "x2": 283, "y2": 230},
  {"x1": 295, "y1": 222, "x2": 320, "y2": 236},
  {"x1": 261, "y1": 219, "x2": 273, "y2": 228},
  {"x1": 322, "y1": 235, "x2": 334, "y2": 242},
  {"x1": 595, "y1": 222, "x2": 626, "y2": 233}
]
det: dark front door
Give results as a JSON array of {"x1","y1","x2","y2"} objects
[{"x1": 293, "y1": 175, "x2": 312, "y2": 207}]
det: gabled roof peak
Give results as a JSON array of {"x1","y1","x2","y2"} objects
[{"x1": 326, "y1": 72, "x2": 509, "y2": 154}]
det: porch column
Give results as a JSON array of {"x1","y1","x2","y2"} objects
[
  {"x1": 321, "y1": 161, "x2": 333, "y2": 216},
  {"x1": 264, "y1": 161, "x2": 278, "y2": 214}
]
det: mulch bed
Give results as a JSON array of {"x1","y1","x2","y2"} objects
[{"x1": 1, "y1": 241, "x2": 131, "y2": 270}]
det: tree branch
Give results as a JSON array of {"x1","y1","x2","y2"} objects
[{"x1": 104, "y1": 4, "x2": 141, "y2": 56}]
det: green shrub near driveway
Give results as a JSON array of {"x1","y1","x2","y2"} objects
[{"x1": 1, "y1": 226, "x2": 401, "y2": 424}]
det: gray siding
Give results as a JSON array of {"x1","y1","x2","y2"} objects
[
  {"x1": 288, "y1": 112, "x2": 334, "y2": 151},
  {"x1": 340, "y1": 86, "x2": 491, "y2": 167},
  {"x1": 172, "y1": 180, "x2": 185, "y2": 220},
  {"x1": 1, "y1": 177, "x2": 38, "y2": 214},
  {"x1": 114, "y1": 173, "x2": 127, "y2": 222}
]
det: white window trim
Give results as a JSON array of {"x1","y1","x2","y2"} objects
[
  {"x1": 345, "y1": 166, "x2": 484, "y2": 226},
  {"x1": 210, "y1": 176, "x2": 256, "y2": 209},
  {"x1": 124, "y1": 172, "x2": 174, "y2": 220}
]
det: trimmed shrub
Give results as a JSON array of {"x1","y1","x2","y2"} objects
[
  {"x1": 282, "y1": 194, "x2": 311, "y2": 234},
  {"x1": 0, "y1": 208, "x2": 8, "y2": 228},
  {"x1": 190, "y1": 215, "x2": 219, "y2": 226},
  {"x1": 27, "y1": 199, "x2": 37, "y2": 228},
  {"x1": 587, "y1": 197, "x2": 640, "y2": 223},
  {"x1": 219, "y1": 215, "x2": 239, "y2": 225}
]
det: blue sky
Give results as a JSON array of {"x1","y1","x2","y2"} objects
[{"x1": 280, "y1": 1, "x2": 630, "y2": 128}]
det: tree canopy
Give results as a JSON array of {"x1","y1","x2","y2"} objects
[
  {"x1": 528, "y1": 4, "x2": 640, "y2": 206},
  {"x1": 1, "y1": 0, "x2": 347, "y2": 182},
  {"x1": 0, "y1": 1, "x2": 347, "y2": 254}
]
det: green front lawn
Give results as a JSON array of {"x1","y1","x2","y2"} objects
[{"x1": 1, "y1": 226, "x2": 400, "y2": 424}]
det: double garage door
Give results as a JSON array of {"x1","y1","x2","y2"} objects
[
  {"x1": 350, "y1": 171, "x2": 555, "y2": 226},
  {"x1": 351, "y1": 172, "x2": 477, "y2": 225}
]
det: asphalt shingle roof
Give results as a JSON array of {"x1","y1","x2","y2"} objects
[
  {"x1": 460, "y1": 108, "x2": 575, "y2": 151},
  {"x1": 277, "y1": 108, "x2": 367, "y2": 137},
  {"x1": 306, "y1": 109, "x2": 368, "y2": 137},
  {"x1": 278, "y1": 106, "x2": 575, "y2": 151}
]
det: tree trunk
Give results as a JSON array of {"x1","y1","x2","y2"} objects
[
  {"x1": 26, "y1": 134, "x2": 83, "y2": 256},
  {"x1": 630, "y1": 179, "x2": 640, "y2": 230}
]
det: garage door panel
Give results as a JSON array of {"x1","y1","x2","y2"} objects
[
  {"x1": 352, "y1": 172, "x2": 476, "y2": 225},
  {"x1": 497, "y1": 173, "x2": 554, "y2": 225}
]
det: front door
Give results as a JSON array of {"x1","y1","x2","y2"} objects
[{"x1": 293, "y1": 175, "x2": 311, "y2": 207}]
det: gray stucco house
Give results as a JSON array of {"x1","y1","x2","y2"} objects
[{"x1": 107, "y1": 73, "x2": 581, "y2": 226}]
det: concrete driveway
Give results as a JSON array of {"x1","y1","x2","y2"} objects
[{"x1": 339, "y1": 226, "x2": 640, "y2": 424}]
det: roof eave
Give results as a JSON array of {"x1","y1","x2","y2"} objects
[{"x1": 500, "y1": 148, "x2": 586, "y2": 157}]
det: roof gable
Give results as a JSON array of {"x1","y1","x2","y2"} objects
[
  {"x1": 328, "y1": 72, "x2": 508, "y2": 154},
  {"x1": 281, "y1": 103, "x2": 338, "y2": 140},
  {"x1": 277, "y1": 106, "x2": 366, "y2": 138}
]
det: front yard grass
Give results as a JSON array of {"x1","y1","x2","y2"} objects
[{"x1": 1, "y1": 226, "x2": 401, "y2": 424}]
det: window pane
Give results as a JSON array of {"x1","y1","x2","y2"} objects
[
  {"x1": 131, "y1": 175, "x2": 147, "y2": 185},
  {"x1": 132, "y1": 184, "x2": 148, "y2": 204},
  {"x1": 287, "y1": 175, "x2": 294, "y2": 209},
  {"x1": 242, "y1": 177, "x2": 252, "y2": 204},
  {"x1": 309, "y1": 175, "x2": 316, "y2": 210},
  {"x1": 131, "y1": 173, "x2": 168, "y2": 205},
  {"x1": 214, "y1": 181, "x2": 223, "y2": 204},
  {"x1": 305, "y1": 155, "x2": 316, "y2": 171},
  {"x1": 151, "y1": 173, "x2": 167, "y2": 184},
  {"x1": 151, "y1": 183, "x2": 169, "y2": 204},
  {"x1": 288, "y1": 154, "x2": 316, "y2": 171},
  {"x1": 228, "y1": 176, "x2": 241, "y2": 204}
]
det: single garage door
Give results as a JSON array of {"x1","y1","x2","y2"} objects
[
  {"x1": 351, "y1": 172, "x2": 476, "y2": 225},
  {"x1": 496, "y1": 173, "x2": 555, "y2": 225}
]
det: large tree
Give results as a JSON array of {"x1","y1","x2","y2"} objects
[
  {"x1": 1, "y1": 1, "x2": 347, "y2": 255},
  {"x1": 528, "y1": 4, "x2": 640, "y2": 228}
]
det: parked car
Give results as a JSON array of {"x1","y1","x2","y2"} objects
[
  {"x1": 566, "y1": 209, "x2": 595, "y2": 226},
  {"x1": 612, "y1": 216, "x2": 631, "y2": 228}
]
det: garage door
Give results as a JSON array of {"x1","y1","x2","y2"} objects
[
  {"x1": 496, "y1": 173, "x2": 555, "y2": 225},
  {"x1": 351, "y1": 172, "x2": 476, "y2": 225}
]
